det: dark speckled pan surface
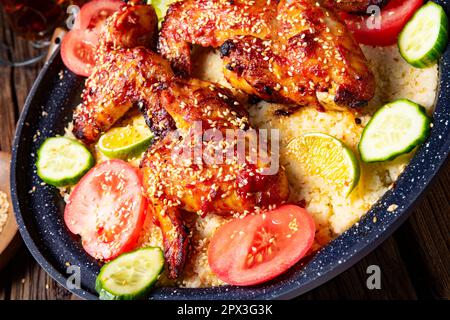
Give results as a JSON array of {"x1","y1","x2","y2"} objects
[{"x1": 11, "y1": 0, "x2": 450, "y2": 300}]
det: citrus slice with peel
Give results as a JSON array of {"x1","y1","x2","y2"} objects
[
  {"x1": 99, "y1": 120, "x2": 153, "y2": 159},
  {"x1": 286, "y1": 133, "x2": 360, "y2": 196}
]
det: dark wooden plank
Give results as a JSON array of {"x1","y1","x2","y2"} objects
[
  {"x1": 0, "y1": 7, "x2": 15, "y2": 301},
  {"x1": 394, "y1": 164, "x2": 450, "y2": 299},
  {"x1": 0, "y1": 267, "x2": 10, "y2": 300}
]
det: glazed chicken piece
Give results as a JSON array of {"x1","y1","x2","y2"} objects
[
  {"x1": 72, "y1": 47, "x2": 177, "y2": 144},
  {"x1": 72, "y1": 3, "x2": 289, "y2": 278},
  {"x1": 72, "y1": 4, "x2": 162, "y2": 144},
  {"x1": 141, "y1": 79, "x2": 289, "y2": 278},
  {"x1": 159, "y1": 0, "x2": 277, "y2": 77},
  {"x1": 159, "y1": 0, "x2": 375, "y2": 109},
  {"x1": 322, "y1": 0, "x2": 389, "y2": 13}
]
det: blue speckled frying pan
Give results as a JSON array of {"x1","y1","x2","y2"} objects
[{"x1": 10, "y1": 0, "x2": 450, "y2": 300}]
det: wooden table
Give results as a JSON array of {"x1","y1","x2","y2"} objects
[{"x1": 0, "y1": 10, "x2": 449, "y2": 300}]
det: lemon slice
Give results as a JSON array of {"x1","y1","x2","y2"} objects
[
  {"x1": 286, "y1": 133, "x2": 360, "y2": 196},
  {"x1": 99, "y1": 120, "x2": 153, "y2": 160}
]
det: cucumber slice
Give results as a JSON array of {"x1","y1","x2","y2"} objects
[
  {"x1": 96, "y1": 247, "x2": 164, "y2": 300},
  {"x1": 36, "y1": 137, "x2": 94, "y2": 187},
  {"x1": 398, "y1": 2, "x2": 449, "y2": 68},
  {"x1": 359, "y1": 99, "x2": 431, "y2": 163}
]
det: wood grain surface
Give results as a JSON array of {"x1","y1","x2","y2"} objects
[{"x1": 0, "y1": 8, "x2": 448, "y2": 300}]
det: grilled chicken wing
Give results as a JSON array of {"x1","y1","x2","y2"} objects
[
  {"x1": 72, "y1": 3, "x2": 289, "y2": 278},
  {"x1": 159, "y1": 0, "x2": 375, "y2": 109}
]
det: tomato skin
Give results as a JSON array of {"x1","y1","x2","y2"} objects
[
  {"x1": 61, "y1": 29, "x2": 98, "y2": 77},
  {"x1": 208, "y1": 205, "x2": 315, "y2": 286},
  {"x1": 342, "y1": 0, "x2": 423, "y2": 46},
  {"x1": 64, "y1": 160, "x2": 147, "y2": 261}
]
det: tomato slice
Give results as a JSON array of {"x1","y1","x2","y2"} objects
[
  {"x1": 208, "y1": 205, "x2": 315, "y2": 286},
  {"x1": 64, "y1": 160, "x2": 147, "y2": 261},
  {"x1": 77, "y1": 0, "x2": 123, "y2": 31},
  {"x1": 341, "y1": 0, "x2": 423, "y2": 46},
  {"x1": 61, "y1": 0, "x2": 122, "y2": 76},
  {"x1": 61, "y1": 28, "x2": 98, "y2": 77}
]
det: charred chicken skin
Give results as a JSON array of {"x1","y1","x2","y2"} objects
[
  {"x1": 72, "y1": 4, "x2": 162, "y2": 144},
  {"x1": 72, "y1": 3, "x2": 289, "y2": 278},
  {"x1": 159, "y1": 0, "x2": 375, "y2": 109},
  {"x1": 141, "y1": 79, "x2": 289, "y2": 278}
]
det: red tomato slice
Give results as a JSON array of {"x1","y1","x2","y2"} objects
[
  {"x1": 62, "y1": 0, "x2": 122, "y2": 76},
  {"x1": 64, "y1": 160, "x2": 147, "y2": 261},
  {"x1": 341, "y1": 0, "x2": 423, "y2": 46},
  {"x1": 77, "y1": 0, "x2": 123, "y2": 31},
  {"x1": 61, "y1": 28, "x2": 98, "y2": 77},
  {"x1": 208, "y1": 205, "x2": 316, "y2": 286}
]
